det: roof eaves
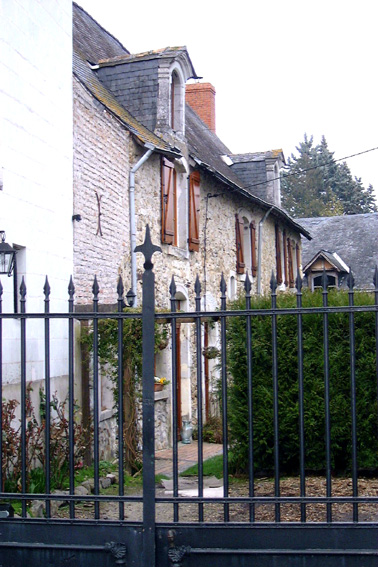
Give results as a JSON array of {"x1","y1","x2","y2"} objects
[{"x1": 191, "y1": 154, "x2": 311, "y2": 239}]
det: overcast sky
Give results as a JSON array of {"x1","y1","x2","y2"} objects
[{"x1": 78, "y1": 0, "x2": 378, "y2": 200}]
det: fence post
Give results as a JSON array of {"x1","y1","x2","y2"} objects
[{"x1": 135, "y1": 225, "x2": 161, "y2": 567}]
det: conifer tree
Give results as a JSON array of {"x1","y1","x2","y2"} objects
[{"x1": 281, "y1": 134, "x2": 377, "y2": 217}]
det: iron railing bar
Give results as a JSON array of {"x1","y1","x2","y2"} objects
[
  {"x1": 348, "y1": 282, "x2": 358, "y2": 522},
  {"x1": 92, "y1": 278, "x2": 100, "y2": 520},
  {"x1": 244, "y1": 274, "x2": 255, "y2": 523},
  {"x1": 184, "y1": 548, "x2": 378, "y2": 557},
  {"x1": 136, "y1": 226, "x2": 160, "y2": 567},
  {"x1": 1, "y1": 491, "x2": 376, "y2": 504},
  {"x1": 68, "y1": 280, "x2": 75, "y2": 520},
  {"x1": 0, "y1": 282, "x2": 3, "y2": 494},
  {"x1": 44, "y1": 279, "x2": 51, "y2": 518},
  {"x1": 20, "y1": 279, "x2": 27, "y2": 517},
  {"x1": 1, "y1": 303, "x2": 377, "y2": 321},
  {"x1": 220, "y1": 275, "x2": 229, "y2": 523},
  {"x1": 271, "y1": 276, "x2": 280, "y2": 522},
  {"x1": 170, "y1": 277, "x2": 179, "y2": 523},
  {"x1": 195, "y1": 277, "x2": 204, "y2": 523},
  {"x1": 117, "y1": 285, "x2": 124, "y2": 521},
  {"x1": 155, "y1": 494, "x2": 378, "y2": 504},
  {"x1": 375, "y1": 272, "x2": 378, "y2": 465},
  {"x1": 296, "y1": 280, "x2": 306, "y2": 522},
  {"x1": 322, "y1": 279, "x2": 332, "y2": 523}
]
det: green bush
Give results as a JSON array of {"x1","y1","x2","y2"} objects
[{"x1": 227, "y1": 289, "x2": 378, "y2": 475}]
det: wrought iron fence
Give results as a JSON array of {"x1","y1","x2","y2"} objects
[{"x1": 0, "y1": 227, "x2": 377, "y2": 566}]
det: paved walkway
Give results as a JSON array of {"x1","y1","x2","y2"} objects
[{"x1": 155, "y1": 441, "x2": 223, "y2": 477}]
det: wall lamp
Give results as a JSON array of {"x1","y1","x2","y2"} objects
[{"x1": 0, "y1": 231, "x2": 16, "y2": 276}]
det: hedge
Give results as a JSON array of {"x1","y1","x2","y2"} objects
[{"x1": 226, "y1": 289, "x2": 378, "y2": 475}]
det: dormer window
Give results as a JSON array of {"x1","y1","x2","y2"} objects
[{"x1": 170, "y1": 67, "x2": 185, "y2": 133}]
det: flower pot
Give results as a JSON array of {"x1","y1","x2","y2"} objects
[{"x1": 154, "y1": 383, "x2": 163, "y2": 392}]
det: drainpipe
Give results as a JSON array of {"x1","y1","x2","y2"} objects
[
  {"x1": 129, "y1": 147, "x2": 154, "y2": 307},
  {"x1": 257, "y1": 207, "x2": 273, "y2": 295}
]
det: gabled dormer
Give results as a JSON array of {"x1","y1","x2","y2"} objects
[
  {"x1": 227, "y1": 150, "x2": 285, "y2": 208},
  {"x1": 95, "y1": 47, "x2": 198, "y2": 137}
]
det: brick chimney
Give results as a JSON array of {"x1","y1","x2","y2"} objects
[{"x1": 186, "y1": 83, "x2": 216, "y2": 133}]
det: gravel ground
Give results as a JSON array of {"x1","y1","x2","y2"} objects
[{"x1": 55, "y1": 476, "x2": 378, "y2": 523}]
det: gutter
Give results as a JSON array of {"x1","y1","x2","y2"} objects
[
  {"x1": 257, "y1": 207, "x2": 273, "y2": 295},
  {"x1": 129, "y1": 146, "x2": 154, "y2": 307}
]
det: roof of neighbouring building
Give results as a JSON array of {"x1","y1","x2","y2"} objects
[
  {"x1": 299, "y1": 213, "x2": 378, "y2": 289},
  {"x1": 73, "y1": 2, "x2": 129, "y2": 63}
]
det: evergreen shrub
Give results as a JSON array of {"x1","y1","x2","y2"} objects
[{"x1": 227, "y1": 290, "x2": 378, "y2": 475}]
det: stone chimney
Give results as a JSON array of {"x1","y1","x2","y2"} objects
[{"x1": 186, "y1": 82, "x2": 216, "y2": 133}]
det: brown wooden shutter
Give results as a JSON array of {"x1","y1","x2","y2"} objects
[
  {"x1": 250, "y1": 222, "x2": 257, "y2": 277},
  {"x1": 283, "y1": 230, "x2": 288, "y2": 285},
  {"x1": 288, "y1": 238, "x2": 294, "y2": 287},
  {"x1": 296, "y1": 243, "x2": 301, "y2": 276},
  {"x1": 161, "y1": 157, "x2": 176, "y2": 245},
  {"x1": 275, "y1": 224, "x2": 282, "y2": 284},
  {"x1": 235, "y1": 214, "x2": 245, "y2": 274},
  {"x1": 189, "y1": 171, "x2": 200, "y2": 252}
]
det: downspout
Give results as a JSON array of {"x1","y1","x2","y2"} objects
[
  {"x1": 129, "y1": 148, "x2": 154, "y2": 307},
  {"x1": 257, "y1": 207, "x2": 273, "y2": 295}
]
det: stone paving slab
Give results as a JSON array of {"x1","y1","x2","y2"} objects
[{"x1": 155, "y1": 441, "x2": 223, "y2": 477}]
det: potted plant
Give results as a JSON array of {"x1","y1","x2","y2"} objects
[
  {"x1": 154, "y1": 377, "x2": 170, "y2": 392},
  {"x1": 202, "y1": 346, "x2": 219, "y2": 360}
]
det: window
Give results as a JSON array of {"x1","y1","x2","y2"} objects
[
  {"x1": 188, "y1": 171, "x2": 200, "y2": 252},
  {"x1": 236, "y1": 215, "x2": 258, "y2": 276},
  {"x1": 170, "y1": 70, "x2": 184, "y2": 132},
  {"x1": 161, "y1": 158, "x2": 177, "y2": 245},
  {"x1": 313, "y1": 274, "x2": 337, "y2": 290}
]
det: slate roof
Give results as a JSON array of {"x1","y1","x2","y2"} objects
[
  {"x1": 299, "y1": 213, "x2": 378, "y2": 289},
  {"x1": 185, "y1": 106, "x2": 311, "y2": 238},
  {"x1": 73, "y1": 49, "x2": 180, "y2": 156},
  {"x1": 73, "y1": 3, "x2": 129, "y2": 64},
  {"x1": 72, "y1": 3, "x2": 310, "y2": 239}
]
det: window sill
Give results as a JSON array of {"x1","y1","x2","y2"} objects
[{"x1": 165, "y1": 245, "x2": 189, "y2": 260}]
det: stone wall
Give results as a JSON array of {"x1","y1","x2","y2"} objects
[
  {"x1": 73, "y1": 78, "x2": 302, "y2": 454},
  {"x1": 73, "y1": 77, "x2": 130, "y2": 305}
]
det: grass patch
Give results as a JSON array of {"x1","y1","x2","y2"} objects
[{"x1": 180, "y1": 454, "x2": 225, "y2": 479}]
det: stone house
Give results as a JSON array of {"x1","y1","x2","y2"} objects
[{"x1": 72, "y1": 3, "x2": 311, "y2": 451}]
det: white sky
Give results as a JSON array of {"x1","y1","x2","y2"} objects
[{"x1": 78, "y1": 0, "x2": 378, "y2": 200}]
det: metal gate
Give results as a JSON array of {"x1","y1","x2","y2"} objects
[{"x1": 0, "y1": 226, "x2": 377, "y2": 566}]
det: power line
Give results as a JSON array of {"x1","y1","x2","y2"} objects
[{"x1": 241, "y1": 146, "x2": 378, "y2": 191}]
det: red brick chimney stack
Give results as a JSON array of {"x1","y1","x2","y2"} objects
[{"x1": 186, "y1": 83, "x2": 216, "y2": 133}]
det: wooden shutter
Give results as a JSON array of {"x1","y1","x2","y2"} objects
[
  {"x1": 161, "y1": 157, "x2": 176, "y2": 245},
  {"x1": 287, "y1": 238, "x2": 294, "y2": 287},
  {"x1": 250, "y1": 222, "x2": 257, "y2": 277},
  {"x1": 235, "y1": 214, "x2": 245, "y2": 274},
  {"x1": 296, "y1": 243, "x2": 301, "y2": 277},
  {"x1": 275, "y1": 224, "x2": 282, "y2": 284},
  {"x1": 189, "y1": 171, "x2": 200, "y2": 252},
  {"x1": 283, "y1": 230, "x2": 288, "y2": 285}
]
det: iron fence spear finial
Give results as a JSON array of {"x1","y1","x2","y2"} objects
[{"x1": 135, "y1": 224, "x2": 161, "y2": 269}]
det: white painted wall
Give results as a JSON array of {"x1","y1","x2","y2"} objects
[{"x1": 0, "y1": 0, "x2": 73, "y2": 386}]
